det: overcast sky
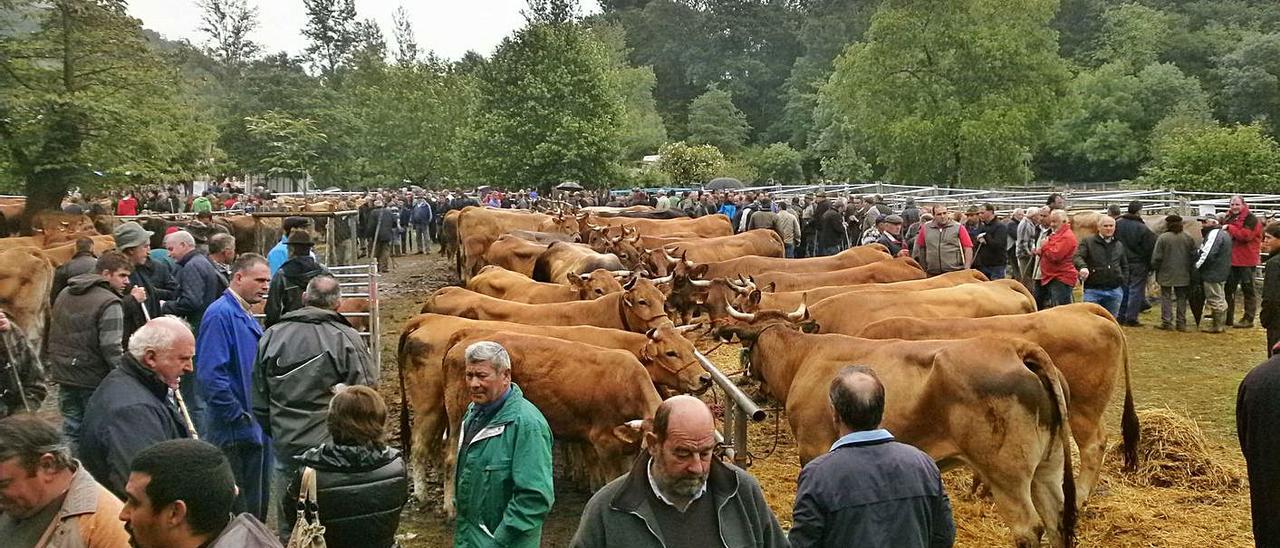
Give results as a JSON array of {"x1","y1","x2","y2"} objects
[{"x1": 128, "y1": 0, "x2": 601, "y2": 61}]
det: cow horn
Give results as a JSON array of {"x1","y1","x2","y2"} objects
[
  {"x1": 625, "y1": 419, "x2": 644, "y2": 429},
  {"x1": 609, "y1": 270, "x2": 633, "y2": 277},
  {"x1": 652, "y1": 274, "x2": 674, "y2": 284},
  {"x1": 688, "y1": 278, "x2": 712, "y2": 287},
  {"x1": 786, "y1": 301, "x2": 808, "y2": 321},
  {"x1": 673, "y1": 323, "x2": 702, "y2": 333},
  {"x1": 578, "y1": 273, "x2": 592, "y2": 281},
  {"x1": 663, "y1": 249, "x2": 679, "y2": 263},
  {"x1": 725, "y1": 302, "x2": 756, "y2": 322}
]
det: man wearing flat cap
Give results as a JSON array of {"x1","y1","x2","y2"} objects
[
  {"x1": 113, "y1": 221, "x2": 178, "y2": 346},
  {"x1": 264, "y1": 230, "x2": 330, "y2": 327}
]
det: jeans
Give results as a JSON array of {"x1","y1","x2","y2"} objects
[
  {"x1": 58, "y1": 385, "x2": 95, "y2": 455},
  {"x1": 223, "y1": 441, "x2": 273, "y2": 522},
  {"x1": 1118, "y1": 263, "x2": 1149, "y2": 323},
  {"x1": 414, "y1": 224, "x2": 432, "y2": 253},
  {"x1": 1039, "y1": 280, "x2": 1073, "y2": 308},
  {"x1": 1225, "y1": 265, "x2": 1258, "y2": 323},
  {"x1": 978, "y1": 265, "x2": 1007, "y2": 281},
  {"x1": 784, "y1": 243, "x2": 796, "y2": 258},
  {"x1": 819, "y1": 245, "x2": 842, "y2": 257},
  {"x1": 1083, "y1": 286, "x2": 1124, "y2": 318},
  {"x1": 1160, "y1": 286, "x2": 1189, "y2": 328},
  {"x1": 273, "y1": 454, "x2": 302, "y2": 541}
]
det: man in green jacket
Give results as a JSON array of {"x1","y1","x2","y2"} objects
[
  {"x1": 571, "y1": 395, "x2": 788, "y2": 548},
  {"x1": 454, "y1": 341, "x2": 554, "y2": 548}
]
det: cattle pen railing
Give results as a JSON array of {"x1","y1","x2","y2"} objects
[
  {"x1": 694, "y1": 350, "x2": 766, "y2": 468},
  {"x1": 249, "y1": 263, "x2": 381, "y2": 371},
  {"x1": 249, "y1": 210, "x2": 361, "y2": 266}
]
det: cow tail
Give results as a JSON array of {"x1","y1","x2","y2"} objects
[
  {"x1": 396, "y1": 325, "x2": 414, "y2": 461},
  {"x1": 1023, "y1": 345, "x2": 1077, "y2": 548},
  {"x1": 1119, "y1": 331, "x2": 1140, "y2": 473}
]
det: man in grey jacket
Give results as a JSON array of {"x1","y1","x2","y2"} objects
[
  {"x1": 1198, "y1": 214, "x2": 1234, "y2": 333},
  {"x1": 252, "y1": 275, "x2": 376, "y2": 536},
  {"x1": 789, "y1": 366, "x2": 954, "y2": 548},
  {"x1": 571, "y1": 395, "x2": 787, "y2": 548}
]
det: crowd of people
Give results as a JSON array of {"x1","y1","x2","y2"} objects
[{"x1": 0, "y1": 210, "x2": 393, "y2": 546}]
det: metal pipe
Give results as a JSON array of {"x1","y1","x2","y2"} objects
[{"x1": 693, "y1": 350, "x2": 765, "y2": 422}]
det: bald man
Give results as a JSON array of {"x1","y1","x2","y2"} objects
[
  {"x1": 571, "y1": 395, "x2": 787, "y2": 548},
  {"x1": 789, "y1": 366, "x2": 954, "y2": 548},
  {"x1": 79, "y1": 316, "x2": 195, "y2": 498}
]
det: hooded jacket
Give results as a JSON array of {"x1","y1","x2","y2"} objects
[
  {"x1": 286, "y1": 445, "x2": 408, "y2": 548},
  {"x1": 80, "y1": 353, "x2": 190, "y2": 498},
  {"x1": 50, "y1": 251, "x2": 97, "y2": 305},
  {"x1": 253, "y1": 306, "x2": 376, "y2": 458},
  {"x1": 47, "y1": 274, "x2": 123, "y2": 389},
  {"x1": 1226, "y1": 201, "x2": 1264, "y2": 267},
  {"x1": 264, "y1": 255, "x2": 330, "y2": 328}
]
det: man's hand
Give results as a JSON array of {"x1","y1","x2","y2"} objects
[
  {"x1": 897, "y1": 249, "x2": 910, "y2": 258},
  {"x1": 0, "y1": 311, "x2": 12, "y2": 332},
  {"x1": 1079, "y1": 268, "x2": 1090, "y2": 281},
  {"x1": 130, "y1": 286, "x2": 148, "y2": 303}
]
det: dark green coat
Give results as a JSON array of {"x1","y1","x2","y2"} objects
[{"x1": 454, "y1": 383, "x2": 554, "y2": 548}]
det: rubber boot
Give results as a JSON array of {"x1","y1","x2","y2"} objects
[
  {"x1": 1212, "y1": 312, "x2": 1228, "y2": 333},
  {"x1": 1202, "y1": 311, "x2": 1219, "y2": 333},
  {"x1": 1238, "y1": 293, "x2": 1258, "y2": 329}
]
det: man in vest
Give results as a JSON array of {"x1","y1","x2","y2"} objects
[
  {"x1": 912, "y1": 205, "x2": 974, "y2": 277},
  {"x1": 47, "y1": 251, "x2": 138, "y2": 453}
]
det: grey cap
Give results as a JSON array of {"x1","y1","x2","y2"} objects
[
  {"x1": 1200, "y1": 213, "x2": 1219, "y2": 222},
  {"x1": 883, "y1": 214, "x2": 904, "y2": 224},
  {"x1": 113, "y1": 221, "x2": 152, "y2": 250}
]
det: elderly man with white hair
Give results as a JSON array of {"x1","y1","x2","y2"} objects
[{"x1": 78, "y1": 316, "x2": 195, "y2": 499}]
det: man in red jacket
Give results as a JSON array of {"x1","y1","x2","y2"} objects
[
  {"x1": 1225, "y1": 196, "x2": 1264, "y2": 328},
  {"x1": 1035, "y1": 209, "x2": 1078, "y2": 308}
]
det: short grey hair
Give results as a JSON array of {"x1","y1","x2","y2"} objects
[
  {"x1": 209, "y1": 233, "x2": 236, "y2": 255},
  {"x1": 128, "y1": 316, "x2": 192, "y2": 361},
  {"x1": 164, "y1": 230, "x2": 195, "y2": 247},
  {"x1": 464, "y1": 341, "x2": 511, "y2": 373},
  {"x1": 303, "y1": 275, "x2": 340, "y2": 309}
]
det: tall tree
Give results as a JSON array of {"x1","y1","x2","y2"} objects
[
  {"x1": 465, "y1": 0, "x2": 623, "y2": 189},
  {"x1": 593, "y1": 23, "x2": 668, "y2": 160},
  {"x1": 1144, "y1": 122, "x2": 1280, "y2": 192},
  {"x1": 391, "y1": 5, "x2": 419, "y2": 65},
  {"x1": 302, "y1": 0, "x2": 359, "y2": 78},
  {"x1": 196, "y1": 0, "x2": 260, "y2": 70},
  {"x1": 686, "y1": 86, "x2": 751, "y2": 153},
  {"x1": 244, "y1": 110, "x2": 328, "y2": 182},
  {"x1": 822, "y1": 0, "x2": 1069, "y2": 186},
  {"x1": 0, "y1": 0, "x2": 212, "y2": 213},
  {"x1": 1216, "y1": 32, "x2": 1280, "y2": 138}
]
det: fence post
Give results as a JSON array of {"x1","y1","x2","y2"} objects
[
  {"x1": 722, "y1": 399, "x2": 737, "y2": 463},
  {"x1": 733, "y1": 404, "x2": 750, "y2": 468}
]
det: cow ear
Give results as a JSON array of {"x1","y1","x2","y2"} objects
[
  {"x1": 766, "y1": 282, "x2": 776, "y2": 293},
  {"x1": 692, "y1": 264, "x2": 709, "y2": 279},
  {"x1": 614, "y1": 421, "x2": 645, "y2": 445},
  {"x1": 749, "y1": 290, "x2": 761, "y2": 306},
  {"x1": 567, "y1": 272, "x2": 584, "y2": 287}
]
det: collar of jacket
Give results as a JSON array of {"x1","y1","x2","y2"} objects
[
  {"x1": 58, "y1": 463, "x2": 107, "y2": 520},
  {"x1": 177, "y1": 249, "x2": 209, "y2": 267},
  {"x1": 119, "y1": 353, "x2": 171, "y2": 400},
  {"x1": 609, "y1": 451, "x2": 739, "y2": 517},
  {"x1": 1119, "y1": 213, "x2": 1143, "y2": 222},
  {"x1": 277, "y1": 306, "x2": 352, "y2": 327},
  {"x1": 830, "y1": 428, "x2": 895, "y2": 451},
  {"x1": 463, "y1": 383, "x2": 526, "y2": 429}
]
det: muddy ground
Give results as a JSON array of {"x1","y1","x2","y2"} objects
[{"x1": 381, "y1": 250, "x2": 1258, "y2": 547}]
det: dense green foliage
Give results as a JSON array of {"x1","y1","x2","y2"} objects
[{"x1": 7, "y1": 0, "x2": 1280, "y2": 201}]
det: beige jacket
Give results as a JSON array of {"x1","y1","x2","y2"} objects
[{"x1": 39, "y1": 464, "x2": 129, "y2": 548}]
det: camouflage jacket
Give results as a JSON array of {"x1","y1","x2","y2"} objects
[{"x1": 0, "y1": 325, "x2": 46, "y2": 418}]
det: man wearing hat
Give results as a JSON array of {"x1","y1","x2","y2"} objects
[
  {"x1": 113, "y1": 221, "x2": 178, "y2": 346},
  {"x1": 264, "y1": 229, "x2": 330, "y2": 328},
  {"x1": 876, "y1": 215, "x2": 909, "y2": 256},
  {"x1": 267, "y1": 216, "x2": 311, "y2": 276}
]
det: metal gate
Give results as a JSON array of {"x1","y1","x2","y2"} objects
[{"x1": 250, "y1": 262, "x2": 381, "y2": 368}]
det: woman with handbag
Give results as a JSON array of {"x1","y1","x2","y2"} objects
[{"x1": 285, "y1": 386, "x2": 409, "y2": 548}]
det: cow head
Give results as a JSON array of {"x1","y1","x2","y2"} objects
[
  {"x1": 621, "y1": 277, "x2": 672, "y2": 331},
  {"x1": 639, "y1": 326, "x2": 713, "y2": 394},
  {"x1": 699, "y1": 278, "x2": 755, "y2": 323},
  {"x1": 567, "y1": 269, "x2": 625, "y2": 299},
  {"x1": 713, "y1": 300, "x2": 817, "y2": 339},
  {"x1": 545, "y1": 212, "x2": 580, "y2": 237},
  {"x1": 610, "y1": 233, "x2": 647, "y2": 270}
]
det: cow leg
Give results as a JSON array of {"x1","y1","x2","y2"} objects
[
  {"x1": 1071, "y1": 412, "x2": 1106, "y2": 505},
  {"x1": 440, "y1": 407, "x2": 463, "y2": 519},
  {"x1": 1030, "y1": 440, "x2": 1070, "y2": 548},
  {"x1": 980, "y1": 470, "x2": 1045, "y2": 548}
]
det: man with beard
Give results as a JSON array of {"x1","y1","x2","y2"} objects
[
  {"x1": 0, "y1": 415, "x2": 128, "y2": 546},
  {"x1": 120, "y1": 439, "x2": 279, "y2": 547},
  {"x1": 196, "y1": 253, "x2": 273, "y2": 521},
  {"x1": 571, "y1": 395, "x2": 787, "y2": 548}
]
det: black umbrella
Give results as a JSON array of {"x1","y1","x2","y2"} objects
[
  {"x1": 555, "y1": 181, "x2": 585, "y2": 191},
  {"x1": 706, "y1": 177, "x2": 744, "y2": 191}
]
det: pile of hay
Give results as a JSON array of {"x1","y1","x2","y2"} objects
[{"x1": 1110, "y1": 407, "x2": 1245, "y2": 492}]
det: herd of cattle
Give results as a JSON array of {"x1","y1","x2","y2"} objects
[{"x1": 398, "y1": 203, "x2": 1142, "y2": 547}]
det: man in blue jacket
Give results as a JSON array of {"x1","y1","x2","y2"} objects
[
  {"x1": 196, "y1": 253, "x2": 273, "y2": 521},
  {"x1": 266, "y1": 217, "x2": 310, "y2": 275},
  {"x1": 789, "y1": 365, "x2": 955, "y2": 547}
]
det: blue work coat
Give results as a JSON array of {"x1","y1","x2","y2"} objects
[{"x1": 196, "y1": 290, "x2": 267, "y2": 447}]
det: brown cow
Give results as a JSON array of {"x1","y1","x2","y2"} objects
[
  {"x1": 631, "y1": 229, "x2": 785, "y2": 275},
  {"x1": 421, "y1": 277, "x2": 671, "y2": 331},
  {"x1": 698, "y1": 269, "x2": 988, "y2": 322},
  {"x1": 578, "y1": 212, "x2": 732, "y2": 241},
  {"x1": 0, "y1": 247, "x2": 55, "y2": 354},
  {"x1": 739, "y1": 256, "x2": 925, "y2": 292},
  {"x1": 676, "y1": 244, "x2": 890, "y2": 281},
  {"x1": 466, "y1": 265, "x2": 623, "y2": 303},
  {"x1": 720, "y1": 321, "x2": 1076, "y2": 547},
  {"x1": 457, "y1": 207, "x2": 579, "y2": 280},
  {"x1": 723, "y1": 279, "x2": 1037, "y2": 335},
  {"x1": 481, "y1": 234, "x2": 551, "y2": 277},
  {"x1": 531, "y1": 241, "x2": 626, "y2": 285},
  {"x1": 396, "y1": 314, "x2": 707, "y2": 497},
  {"x1": 857, "y1": 302, "x2": 1138, "y2": 505}
]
